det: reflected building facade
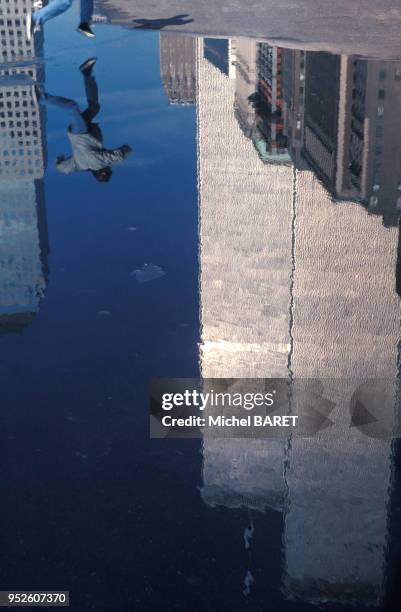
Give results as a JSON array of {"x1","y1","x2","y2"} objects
[
  {"x1": 195, "y1": 36, "x2": 399, "y2": 607},
  {"x1": 197, "y1": 36, "x2": 294, "y2": 511},
  {"x1": 160, "y1": 34, "x2": 196, "y2": 105},
  {"x1": 302, "y1": 52, "x2": 401, "y2": 226},
  {"x1": 284, "y1": 167, "x2": 398, "y2": 606},
  {"x1": 254, "y1": 43, "x2": 291, "y2": 162},
  {"x1": 233, "y1": 39, "x2": 257, "y2": 139},
  {"x1": 203, "y1": 38, "x2": 236, "y2": 78},
  {"x1": 301, "y1": 51, "x2": 342, "y2": 188},
  {"x1": 234, "y1": 40, "x2": 295, "y2": 164},
  {"x1": 346, "y1": 58, "x2": 401, "y2": 225},
  {"x1": 233, "y1": 40, "x2": 401, "y2": 227},
  {"x1": 281, "y1": 48, "x2": 306, "y2": 167},
  {"x1": 0, "y1": 0, "x2": 48, "y2": 333}
]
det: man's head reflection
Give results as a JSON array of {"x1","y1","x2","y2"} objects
[
  {"x1": 38, "y1": 58, "x2": 132, "y2": 182},
  {"x1": 92, "y1": 167, "x2": 112, "y2": 183}
]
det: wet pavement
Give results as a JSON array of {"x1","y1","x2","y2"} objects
[{"x1": 95, "y1": 0, "x2": 401, "y2": 58}]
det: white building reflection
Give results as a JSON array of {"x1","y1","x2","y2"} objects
[
  {"x1": 198, "y1": 37, "x2": 293, "y2": 512},
  {"x1": 0, "y1": 0, "x2": 48, "y2": 333},
  {"x1": 197, "y1": 36, "x2": 400, "y2": 606}
]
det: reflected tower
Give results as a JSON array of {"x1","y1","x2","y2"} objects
[
  {"x1": 0, "y1": 0, "x2": 48, "y2": 333},
  {"x1": 235, "y1": 41, "x2": 294, "y2": 164},
  {"x1": 254, "y1": 43, "x2": 291, "y2": 162},
  {"x1": 197, "y1": 36, "x2": 294, "y2": 511},
  {"x1": 284, "y1": 50, "x2": 400, "y2": 605},
  {"x1": 283, "y1": 168, "x2": 399, "y2": 606},
  {"x1": 344, "y1": 58, "x2": 401, "y2": 226},
  {"x1": 234, "y1": 39, "x2": 257, "y2": 139},
  {"x1": 196, "y1": 36, "x2": 399, "y2": 607},
  {"x1": 302, "y1": 52, "x2": 401, "y2": 227},
  {"x1": 281, "y1": 48, "x2": 306, "y2": 168},
  {"x1": 160, "y1": 33, "x2": 196, "y2": 105}
]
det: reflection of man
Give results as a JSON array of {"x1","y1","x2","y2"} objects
[
  {"x1": 38, "y1": 58, "x2": 132, "y2": 182},
  {"x1": 27, "y1": 0, "x2": 96, "y2": 41}
]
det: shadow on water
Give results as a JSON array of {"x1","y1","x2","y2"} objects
[{"x1": 132, "y1": 14, "x2": 194, "y2": 30}]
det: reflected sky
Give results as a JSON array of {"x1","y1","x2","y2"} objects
[{"x1": 1, "y1": 2, "x2": 401, "y2": 611}]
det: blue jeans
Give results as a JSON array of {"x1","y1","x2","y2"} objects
[
  {"x1": 33, "y1": 0, "x2": 94, "y2": 25},
  {"x1": 45, "y1": 94, "x2": 87, "y2": 133},
  {"x1": 44, "y1": 70, "x2": 100, "y2": 134}
]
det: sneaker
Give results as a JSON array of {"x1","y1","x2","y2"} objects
[
  {"x1": 79, "y1": 57, "x2": 97, "y2": 75},
  {"x1": 77, "y1": 22, "x2": 95, "y2": 38}
]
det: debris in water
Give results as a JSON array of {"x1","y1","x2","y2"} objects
[
  {"x1": 131, "y1": 264, "x2": 166, "y2": 284},
  {"x1": 243, "y1": 571, "x2": 254, "y2": 596},
  {"x1": 127, "y1": 226, "x2": 137, "y2": 231},
  {"x1": 186, "y1": 575, "x2": 202, "y2": 586},
  {"x1": 66, "y1": 416, "x2": 84, "y2": 424},
  {"x1": 96, "y1": 310, "x2": 112, "y2": 316},
  {"x1": 244, "y1": 523, "x2": 254, "y2": 550}
]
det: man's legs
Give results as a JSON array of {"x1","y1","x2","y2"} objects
[
  {"x1": 32, "y1": 0, "x2": 73, "y2": 25},
  {"x1": 80, "y1": 62, "x2": 100, "y2": 124},
  {"x1": 80, "y1": 0, "x2": 94, "y2": 24},
  {"x1": 77, "y1": 0, "x2": 95, "y2": 37},
  {"x1": 44, "y1": 94, "x2": 87, "y2": 134}
]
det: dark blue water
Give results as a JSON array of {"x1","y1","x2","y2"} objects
[
  {"x1": 0, "y1": 6, "x2": 202, "y2": 610},
  {"x1": 1, "y1": 4, "x2": 401, "y2": 611}
]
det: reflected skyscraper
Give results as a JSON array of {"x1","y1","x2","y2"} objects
[
  {"x1": 203, "y1": 38, "x2": 236, "y2": 78},
  {"x1": 284, "y1": 168, "x2": 398, "y2": 606},
  {"x1": 197, "y1": 35, "x2": 293, "y2": 511},
  {"x1": 301, "y1": 51, "x2": 341, "y2": 189},
  {"x1": 234, "y1": 39, "x2": 257, "y2": 139},
  {"x1": 254, "y1": 43, "x2": 291, "y2": 162},
  {"x1": 0, "y1": 0, "x2": 48, "y2": 333},
  {"x1": 345, "y1": 57, "x2": 401, "y2": 226},
  {"x1": 302, "y1": 52, "x2": 401, "y2": 226},
  {"x1": 234, "y1": 40, "x2": 294, "y2": 163},
  {"x1": 160, "y1": 33, "x2": 196, "y2": 105},
  {"x1": 195, "y1": 36, "x2": 399, "y2": 607},
  {"x1": 281, "y1": 48, "x2": 306, "y2": 167}
]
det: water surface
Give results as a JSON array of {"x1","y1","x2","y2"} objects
[{"x1": 1, "y1": 3, "x2": 401, "y2": 611}]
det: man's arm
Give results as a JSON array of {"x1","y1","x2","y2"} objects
[
  {"x1": 55, "y1": 156, "x2": 78, "y2": 174},
  {"x1": 99, "y1": 144, "x2": 132, "y2": 166}
]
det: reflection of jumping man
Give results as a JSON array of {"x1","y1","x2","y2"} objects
[
  {"x1": 27, "y1": 0, "x2": 96, "y2": 41},
  {"x1": 38, "y1": 59, "x2": 132, "y2": 183}
]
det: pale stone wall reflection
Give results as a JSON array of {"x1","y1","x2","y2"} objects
[
  {"x1": 198, "y1": 36, "x2": 399, "y2": 606},
  {"x1": 198, "y1": 37, "x2": 293, "y2": 512}
]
